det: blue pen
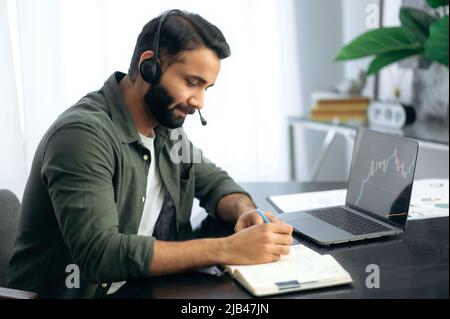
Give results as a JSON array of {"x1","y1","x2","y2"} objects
[{"x1": 257, "y1": 209, "x2": 270, "y2": 224}]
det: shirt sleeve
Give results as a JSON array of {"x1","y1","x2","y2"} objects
[
  {"x1": 191, "y1": 143, "x2": 252, "y2": 218},
  {"x1": 41, "y1": 122, "x2": 154, "y2": 284}
]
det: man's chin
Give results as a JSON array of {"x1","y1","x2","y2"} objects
[
  {"x1": 159, "y1": 117, "x2": 185, "y2": 129},
  {"x1": 150, "y1": 108, "x2": 185, "y2": 129}
]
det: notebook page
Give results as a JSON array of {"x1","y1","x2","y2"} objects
[
  {"x1": 228, "y1": 245, "x2": 348, "y2": 286},
  {"x1": 225, "y1": 244, "x2": 320, "y2": 273},
  {"x1": 234, "y1": 260, "x2": 302, "y2": 285},
  {"x1": 285, "y1": 254, "x2": 349, "y2": 282},
  {"x1": 235, "y1": 254, "x2": 346, "y2": 286}
]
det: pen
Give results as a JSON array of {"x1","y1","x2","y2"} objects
[{"x1": 257, "y1": 209, "x2": 270, "y2": 224}]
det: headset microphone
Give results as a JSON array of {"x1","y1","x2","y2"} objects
[{"x1": 198, "y1": 110, "x2": 207, "y2": 126}]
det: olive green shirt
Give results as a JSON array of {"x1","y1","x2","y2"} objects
[{"x1": 8, "y1": 72, "x2": 249, "y2": 298}]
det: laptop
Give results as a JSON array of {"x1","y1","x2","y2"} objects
[{"x1": 279, "y1": 128, "x2": 419, "y2": 246}]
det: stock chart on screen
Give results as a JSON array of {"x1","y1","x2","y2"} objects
[{"x1": 346, "y1": 130, "x2": 419, "y2": 226}]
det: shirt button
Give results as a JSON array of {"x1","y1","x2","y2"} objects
[
  {"x1": 142, "y1": 196, "x2": 146, "y2": 203},
  {"x1": 101, "y1": 283, "x2": 108, "y2": 289},
  {"x1": 143, "y1": 154, "x2": 149, "y2": 161}
]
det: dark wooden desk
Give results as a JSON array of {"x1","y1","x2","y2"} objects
[{"x1": 111, "y1": 182, "x2": 449, "y2": 299}]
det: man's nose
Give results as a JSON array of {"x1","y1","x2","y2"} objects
[{"x1": 188, "y1": 95, "x2": 204, "y2": 110}]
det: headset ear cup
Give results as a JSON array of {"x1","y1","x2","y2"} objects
[
  {"x1": 140, "y1": 59, "x2": 157, "y2": 83},
  {"x1": 140, "y1": 59, "x2": 162, "y2": 85}
]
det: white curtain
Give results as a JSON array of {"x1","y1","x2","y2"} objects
[
  {"x1": 1, "y1": 0, "x2": 301, "y2": 199},
  {"x1": 0, "y1": 0, "x2": 27, "y2": 199}
]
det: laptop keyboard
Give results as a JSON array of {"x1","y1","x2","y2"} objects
[{"x1": 306, "y1": 208, "x2": 392, "y2": 236}]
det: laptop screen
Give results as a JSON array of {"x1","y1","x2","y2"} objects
[{"x1": 346, "y1": 129, "x2": 419, "y2": 229}]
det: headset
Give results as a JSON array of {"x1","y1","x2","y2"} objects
[
  {"x1": 139, "y1": 10, "x2": 207, "y2": 126},
  {"x1": 139, "y1": 10, "x2": 175, "y2": 85}
]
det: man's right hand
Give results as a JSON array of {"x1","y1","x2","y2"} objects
[{"x1": 220, "y1": 222, "x2": 294, "y2": 265}]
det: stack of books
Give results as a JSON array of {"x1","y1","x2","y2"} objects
[{"x1": 310, "y1": 96, "x2": 371, "y2": 125}]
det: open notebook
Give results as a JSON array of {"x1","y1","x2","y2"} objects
[{"x1": 223, "y1": 244, "x2": 352, "y2": 297}]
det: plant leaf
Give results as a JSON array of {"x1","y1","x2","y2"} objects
[
  {"x1": 336, "y1": 27, "x2": 421, "y2": 61},
  {"x1": 400, "y1": 7, "x2": 437, "y2": 43},
  {"x1": 368, "y1": 49, "x2": 424, "y2": 75},
  {"x1": 425, "y1": 16, "x2": 449, "y2": 66},
  {"x1": 426, "y1": 0, "x2": 449, "y2": 8}
]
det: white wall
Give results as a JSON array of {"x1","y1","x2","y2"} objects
[
  {"x1": 293, "y1": 0, "x2": 348, "y2": 181},
  {"x1": 294, "y1": 0, "x2": 345, "y2": 114}
]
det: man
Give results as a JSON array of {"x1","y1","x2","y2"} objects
[{"x1": 8, "y1": 9, "x2": 293, "y2": 299}]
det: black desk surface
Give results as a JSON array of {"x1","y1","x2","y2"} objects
[{"x1": 114, "y1": 182, "x2": 449, "y2": 299}]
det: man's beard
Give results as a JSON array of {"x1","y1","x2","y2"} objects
[{"x1": 144, "y1": 82, "x2": 193, "y2": 129}]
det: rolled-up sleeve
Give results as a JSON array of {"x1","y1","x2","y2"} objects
[
  {"x1": 192, "y1": 144, "x2": 252, "y2": 218},
  {"x1": 41, "y1": 123, "x2": 154, "y2": 283}
]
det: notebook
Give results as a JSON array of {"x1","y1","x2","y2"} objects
[{"x1": 223, "y1": 244, "x2": 352, "y2": 297}]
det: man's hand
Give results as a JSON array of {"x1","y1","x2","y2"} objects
[
  {"x1": 221, "y1": 222, "x2": 294, "y2": 265},
  {"x1": 234, "y1": 209, "x2": 280, "y2": 232}
]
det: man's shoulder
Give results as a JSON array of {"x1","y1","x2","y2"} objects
[
  {"x1": 47, "y1": 90, "x2": 113, "y2": 140},
  {"x1": 59, "y1": 91, "x2": 111, "y2": 128}
]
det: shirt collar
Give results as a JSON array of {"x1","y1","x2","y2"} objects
[{"x1": 102, "y1": 72, "x2": 169, "y2": 144}]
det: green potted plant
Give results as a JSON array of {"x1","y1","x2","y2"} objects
[
  {"x1": 336, "y1": 0, "x2": 448, "y2": 75},
  {"x1": 336, "y1": 0, "x2": 449, "y2": 126}
]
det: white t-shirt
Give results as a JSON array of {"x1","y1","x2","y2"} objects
[
  {"x1": 136, "y1": 133, "x2": 166, "y2": 236},
  {"x1": 107, "y1": 132, "x2": 166, "y2": 295}
]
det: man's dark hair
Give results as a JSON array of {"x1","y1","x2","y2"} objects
[{"x1": 128, "y1": 9, "x2": 231, "y2": 81}]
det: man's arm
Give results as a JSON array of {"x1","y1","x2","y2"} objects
[
  {"x1": 190, "y1": 139, "x2": 280, "y2": 230},
  {"x1": 216, "y1": 193, "x2": 282, "y2": 233},
  {"x1": 149, "y1": 222, "x2": 293, "y2": 276},
  {"x1": 216, "y1": 193, "x2": 256, "y2": 224},
  {"x1": 188, "y1": 137, "x2": 253, "y2": 219},
  {"x1": 43, "y1": 124, "x2": 154, "y2": 283}
]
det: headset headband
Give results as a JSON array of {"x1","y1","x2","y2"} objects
[{"x1": 152, "y1": 10, "x2": 178, "y2": 62}]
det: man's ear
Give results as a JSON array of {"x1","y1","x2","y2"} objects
[{"x1": 139, "y1": 50, "x2": 155, "y2": 66}]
